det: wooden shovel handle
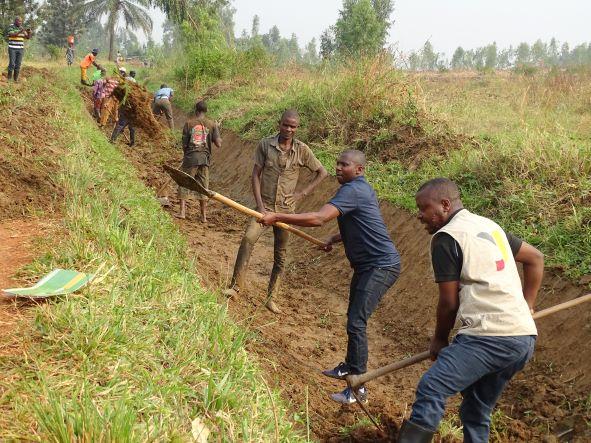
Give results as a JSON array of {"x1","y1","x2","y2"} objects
[
  {"x1": 347, "y1": 292, "x2": 591, "y2": 388},
  {"x1": 211, "y1": 192, "x2": 326, "y2": 247}
]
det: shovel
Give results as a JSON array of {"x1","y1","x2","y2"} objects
[
  {"x1": 163, "y1": 165, "x2": 326, "y2": 247},
  {"x1": 347, "y1": 292, "x2": 591, "y2": 389}
]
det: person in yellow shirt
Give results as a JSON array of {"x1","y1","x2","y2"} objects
[{"x1": 80, "y1": 49, "x2": 100, "y2": 86}]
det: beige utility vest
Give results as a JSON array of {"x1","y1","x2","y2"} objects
[{"x1": 435, "y1": 210, "x2": 537, "y2": 336}]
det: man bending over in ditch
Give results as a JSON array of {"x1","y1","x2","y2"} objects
[
  {"x1": 223, "y1": 110, "x2": 328, "y2": 314},
  {"x1": 258, "y1": 149, "x2": 401, "y2": 404},
  {"x1": 397, "y1": 178, "x2": 543, "y2": 443}
]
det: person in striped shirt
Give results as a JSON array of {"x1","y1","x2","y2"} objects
[{"x1": 5, "y1": 17, "x2": 31, "y2": 82}]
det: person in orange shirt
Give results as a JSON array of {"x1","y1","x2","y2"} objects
[{"x1": 80, "y1": 48, "x2": 100, "y2": 86}]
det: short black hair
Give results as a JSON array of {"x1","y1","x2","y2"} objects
[
  {"x1": 340, "y1": 149, "x2": 366, "y2": 167},
  {"x1": 160, "y1": 83, "x2": 167, "y2": 88},
  {"x1": 195, "y1": 100, "x2": 207, "y2": 113},
  {"x1": 129, "y1": 70, "x2": 136, "y2": 77},
  {"x1": 417, "y1": 178, "x2": 461, "y2": 202},
  {"x1": 280, "y1": 109, "x2": 299, "y2": 122}
]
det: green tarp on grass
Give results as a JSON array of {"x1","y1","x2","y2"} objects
[{"x1": 2, "y1": 269, "x2": 94, "y2": 299}]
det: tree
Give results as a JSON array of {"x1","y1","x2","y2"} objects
[
  {"x1": 287, "y1": 33, "x2": 300, "y2": 61},
  {"x1": 162, "y1": 18, "x2": 179, "y2": 49},
  {"x1": 560, "y1": 42, "x2": 570, "y2": 65},
  {"x1": 150, "y1": 0, "x2": 229, "y2": 27},
  {"x1": 497, "y1": 47, "x2": 513, "y2": 69},
  {"x1": 370, "y1": 0, "x2": 393, "y2": 41},
  {"x1": 484, "y1": 42, "x2": 497, "y2": 69},
  {"x1": 420, "y1": 40, "x2": 438, "y2": 70},
  {"x1": 319, "y1": 26, "x2": 336, "y2": 59},
  {"x1": 0, "y1": 0, "x2": 39, "y2": 32},
  {"x1": 250, "y1": 14, "x2": 259, "y2": 37},
  {"x1": 39, "y1": 0, "x2": 89, "y2": 47},
  {"x1": 515, "y1": 42, "x2": 531, "y2": 66},
  {"x1": 451, "y1": 46, "x2": 465, "y2": 70},
  {"x1": 76, "y1": 19, "x2": 108, "y2": 53},
  {"x1": 547, "y1": 37, "x2": 559, "y2": 66},
  {"x1": 81, "y1": 0, "x2": 152, "y2": 60},
  {"x1": 262, "y1": 25, "x2": 280, "y2": 53},
  {"x1": 531, "y1": 39, "x2": 547, "y2": 66},
  {"x1": 334, "y1": 0, "x2": 385, "y2": 56},
  {"x1": 408, "y1": 51, "x2": 419, "y2": 70},
  {"x1": 216, "y1": 3, "x2": 235, "y2": 46},
  {"x1": 117, "y1": 27, "x2": 142, "y2": 56},
  {"x1": 302, "y1": 38, "x2": 319, "y2": 65}
]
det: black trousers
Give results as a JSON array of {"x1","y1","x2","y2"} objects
[
  {"x1": 7, "y1": 47, "x2": 23, "y2": 79},
  {"x1": 346, "y1": 265, "x2": 400, "y2": 374},
  {"x1": 111, "y1": 114, "x2": 135, "y2": 146}
]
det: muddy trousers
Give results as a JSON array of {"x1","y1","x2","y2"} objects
[
  {"x1": 346, "y1": 265, "x2": 399, "y2": 375},
  {"x1": 110, "y1": 114, "x2": 135, "y2": 146},
  {"x1": 7, "y1": 48, "x2": 23, "y2": 81},
  {"x1": 409, "y1": 334, "x2": 536, "y2": 443},
  {"x1": 230, "y1": 217, "x2": 289, "y2": 299}
]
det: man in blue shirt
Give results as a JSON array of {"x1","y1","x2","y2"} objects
[
  {"x1": 259, "y1": 149, "x2": 401, "y2": 404},
  {"x1": 152, "y1": 84, "x2": 174, "y2": 129}
]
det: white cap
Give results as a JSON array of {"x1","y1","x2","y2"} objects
[{"x1": 119, "y1": 67, "x2": 127, "y2": 73}]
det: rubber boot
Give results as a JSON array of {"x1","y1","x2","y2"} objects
[
  {"x1": 265, "y1": 272, "x2": 282, "y2": 314},
  {"x1": 13, "y1": 70, "x2": 19, "y2": 82},
  {"x1": 110, "y1": 124, "x2": 122, "y2": 143},
  {"x1": 128, "y1": 126, "x2": 135, "y2": 146},
  {"x1": 7, "y1": 70, "x2": 13, "y2": 81},
  {"x1": 397, "y1": 420, "x2": 434, "y2": 443}
]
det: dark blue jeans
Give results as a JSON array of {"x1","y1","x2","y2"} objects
[
  {"x1": 8, "y1": 47, "x2": 23, "y2": 74},
  {"x1": 346, "y1": 265, "x2": 400, "y2": 374},
  {"x1": 111, "y1": 114, "x2": 135, "y2": 146},
  {"x1": 409, "y1": 334, "x2": 536, "y2": 443}
]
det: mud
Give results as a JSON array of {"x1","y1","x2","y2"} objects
[{"x1": 113, "y1": 110, "x2": 590, "y2": 442}]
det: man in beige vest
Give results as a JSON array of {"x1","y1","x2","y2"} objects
[{"x1": 398, "y1": 178, "x2": 544, "y2": 443}]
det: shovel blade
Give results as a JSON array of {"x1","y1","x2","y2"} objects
[{"x1": 163, "y1": 164, "x2": 214, "y2": 197}]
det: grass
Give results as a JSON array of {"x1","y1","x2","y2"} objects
[
  {"x1": 0, "y1": 68, "x2": 304, "y2": 441},
  {"x1": 163, "y1": 58, "x2": 591, "y2": 280}
]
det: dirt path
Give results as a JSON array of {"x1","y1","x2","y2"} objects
[
  {"x1": 107, "y1": 100, "x2": 591, "y2": 441},
  {"x1": 0, "y1": 219, "x2": 47, "y2": 356}
]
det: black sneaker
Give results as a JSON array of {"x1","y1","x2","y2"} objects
[
  {"x1": 330, "y1": 386, "x2": 368, "y2": 405},
  {"x1": 322, "y1": 362, "x2": 350, "y2": 380}
]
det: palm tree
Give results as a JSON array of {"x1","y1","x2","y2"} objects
[{"x1": 81, "y1": 0, "x2": 153, "y2": 61}]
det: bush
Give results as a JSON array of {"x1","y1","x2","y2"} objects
[{"x1": 46, "y1": 44, "x2": 62, "y2": 60}]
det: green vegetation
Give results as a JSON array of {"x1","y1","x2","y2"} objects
[{"x1": 0, "y1": 71, "x2": 303, "y2": 441}]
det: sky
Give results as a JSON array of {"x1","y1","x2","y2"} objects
[{"x1": 151, "y1": 0, "x2": 591, "y2": 57}]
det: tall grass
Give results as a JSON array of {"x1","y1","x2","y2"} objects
[
  {"x1": 0, "y1": 72, "x2": 303, "y2": 441},
  {"x1": 168, "y1": 58, "x2": 590, "y2": 279}
]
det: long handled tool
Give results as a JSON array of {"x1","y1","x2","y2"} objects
[
  {"x1": 163, "y1": 165, "x2": 326, "y2": 247},
  {"x1": 347, "y1": 292, "x2": 591, "y2": 389}
]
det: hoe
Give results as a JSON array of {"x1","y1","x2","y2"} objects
[
  {"x1": 345, "y1": 293, "x2": 591, "y2": 433},
  {"x1": 163, "y1": 164, "x2": 326, "y2": 246}
]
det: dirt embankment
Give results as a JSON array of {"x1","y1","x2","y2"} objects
[
  {"x1": 111, "y1": 102, "x2": 590, "y2": 442},
  {"x1": 0, "y1": 73, "x2": 62, "y2": 358}
]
